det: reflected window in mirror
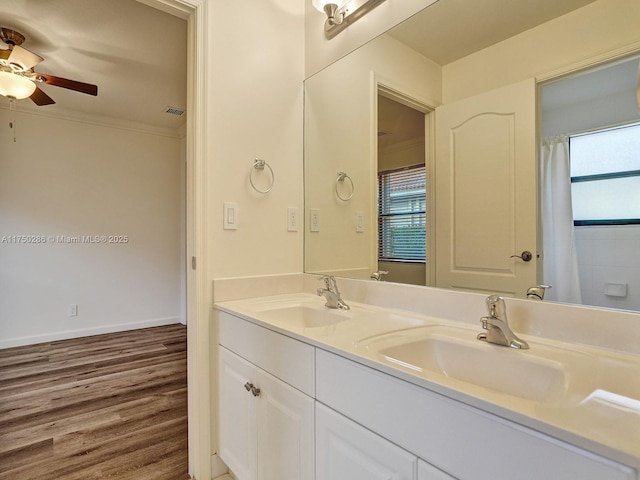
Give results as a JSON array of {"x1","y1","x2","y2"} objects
[
  {"x1": 570, "y1": 123, "x2": 640, "y2": 226},
  {"x1": 378, "y1": 165, "x2": 426, "y2": 263}
]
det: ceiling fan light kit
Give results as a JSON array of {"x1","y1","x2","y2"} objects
[
  {"x1": 0, "y1": 27, "x2": 98, "y2": 106},
  {"x1": 0, "y1": 70, "x2": 36, "y2": 99}
]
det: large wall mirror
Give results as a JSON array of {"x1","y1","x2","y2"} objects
[{"x1": 304, "y1": 0, "x2": 640, "y2": 312}]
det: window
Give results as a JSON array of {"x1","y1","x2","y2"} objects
[
  {"x1": 570, "y1": 123, "x2": 640, "y2": 226},
  {"x1": 378, "y1": 165, "x2": 426, "y2": 262}
]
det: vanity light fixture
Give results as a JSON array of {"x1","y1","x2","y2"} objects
[{"x1": 312, "y1": 0, "x2": 387, "y2": 39}]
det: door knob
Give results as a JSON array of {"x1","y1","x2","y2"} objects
[
  {"x1": 244, "y1": 382, "x2": 253, "y2": 392},
  {"x1": 510, "y1": 251, "x2": 533, "y2": 262}
]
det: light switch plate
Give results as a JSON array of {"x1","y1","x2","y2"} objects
[
  {"x1": 310, "y1": 208, "x2": 320, "y2": 232},
  {"x1": 287, "y1": 207, "x2": 299, "y2": 232},
  {"x1": 223, "y1": 202, "x2": 238, "y2": 230},
  {"x1": 356, "y1": 211, "x2": 364, "y2": 232}
]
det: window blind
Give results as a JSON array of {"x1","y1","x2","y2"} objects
[{"x1": 378, "y1": 165, "x2": 426, "y2": 262}]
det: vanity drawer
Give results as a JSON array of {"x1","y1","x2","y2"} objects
[
  {"x1": 316, "y1": 349, "x2": 636, "y2": 480},
  {"x1": 219, "y1": 311, "x2": 315, "y2": 396}
]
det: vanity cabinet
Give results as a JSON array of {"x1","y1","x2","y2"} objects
[
  {"x1": 316, "y1": 402, "x2": 419, "y2": 480},
  {"x1": 218, "y1": 313, "x2": 315, "y2": 480},
  {"x1": 216, "y1": 309, "x2": 636, "y2": 480},
  {"x1": 316, "y1": 349, "x2": 636, "y2": 480}
]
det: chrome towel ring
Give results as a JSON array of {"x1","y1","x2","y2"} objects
[
  {"x1": 250, "y1": 158, "x2": 275, "y2": 194},
  {"x1": 335, "y1": 171, "x2": 354, "y2": 201}
]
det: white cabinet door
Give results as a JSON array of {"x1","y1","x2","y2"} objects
[
  {"x1": 219, "y1": 345, "x2": 315, "y2": 480},
  {"x1": 418, "y1": 460, "x2": 455, "y2": 480},
  {"x1": 256, "y1": 369, "x2": 314, "y2": 480},
  {"x1": 316, "y1": 403, "x2": 417, "y2": 480},
  {"x1": 219, "y1": 346, "x2": 257, "y2": 480}
]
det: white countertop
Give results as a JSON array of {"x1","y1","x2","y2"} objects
[{"x1": 215, "y1": 292, "x2": 640, "y2": 470}]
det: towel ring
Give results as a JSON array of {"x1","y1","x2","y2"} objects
[
  {"x1": 335, "y1": 171, "x2": 354, "y2": 201},
  {"x1": 250, "y1": 158, "x2": 275, "y2": 194}
]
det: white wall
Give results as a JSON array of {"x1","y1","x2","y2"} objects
[{"x1": 0, "y1": 109, "x2": 183, "y2": 348}]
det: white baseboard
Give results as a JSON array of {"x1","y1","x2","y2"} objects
[{"x1": 0, "y1": 316, "x2": 181, "y2": 350}]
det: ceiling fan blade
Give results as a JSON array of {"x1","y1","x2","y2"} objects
[
  {"x1": 36, "y1": 73, "x2": 98, "y2": 96},
  {"x1": 8, "y1": 45, "x2": 43, "y2": 70},
  {"x1": 30, "y1": 85, "x2": 56, "y2": 106}
]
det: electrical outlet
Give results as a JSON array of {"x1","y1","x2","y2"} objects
[
  {"x1": 287, "y1": 207, "x2": 299, "y2": 232},
  {"x1": 68, "y1": 304, "x2": 78, "y2": 317}
]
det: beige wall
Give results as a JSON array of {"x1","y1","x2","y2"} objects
[
  {"x1": 207, "y1": 0, "x2": 305, "y2": 280},
  {"x1": 0, "y1": 109, "x2": 182, "y2": 348},
  {"x1": 305, "y1": 33, "x2": 440, "y2": 278},
  {"x1": 305, "y1": 0, "x2": 438, "y2": 77}
]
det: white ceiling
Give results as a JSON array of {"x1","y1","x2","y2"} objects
[{"x1": 0, "y1": 0, "x2": 187, "y2": 131}]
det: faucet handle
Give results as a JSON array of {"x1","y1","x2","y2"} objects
[
  {"x1": 485, "y1": 295, "x2": 506, "y2": 319},
  {"x1": 318, "y1": 275, "x2": 333, "y2": 289}
]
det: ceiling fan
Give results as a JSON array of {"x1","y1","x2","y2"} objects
[{"x1": 0, "y1": 27, "x2": 98, "y2": 106}]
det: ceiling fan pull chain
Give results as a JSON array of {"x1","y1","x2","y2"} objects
[{"x1": 8, "y1": 97, "x2": 17, "y2": 142}]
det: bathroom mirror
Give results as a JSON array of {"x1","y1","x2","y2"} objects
[{"x1": 304, "y1": 0, "x2": 640, "y2": 311}]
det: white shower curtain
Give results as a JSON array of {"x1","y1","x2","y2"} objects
[{"x1": 540, "y1": 136, "x2": 582, "y2": 304}]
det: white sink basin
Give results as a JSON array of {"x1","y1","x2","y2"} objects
[
  {"x1": 256, "y1": 304, "x2": 353, "y2": 329},
  {"x1": 357, "y1": 325, "x2": 596, "y2": 403}
]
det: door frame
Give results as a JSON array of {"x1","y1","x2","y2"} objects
[
  {"x1": 137, "y1": 0, "x2": 210, "y2": 478},
  {"x1": 371, "y1": 73, "x2": 436, "y2": 286}
]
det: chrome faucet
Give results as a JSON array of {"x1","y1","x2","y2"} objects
[
  {"x1": 370, "y1": 270, "x2": 389, "y2": 281},
  {"x1": 317, "y1": 275, "x2": 350, "y2": 310},
  {"x1": 477, "y1": 295, "x2": 529, "y2": 349},
  {"x1": 526, "y1": 285, "x2": 552, "y2": 301}
]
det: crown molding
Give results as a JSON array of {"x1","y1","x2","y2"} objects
[{"x1": 0, "y1": 100, "x2": 184, "y2": 138}]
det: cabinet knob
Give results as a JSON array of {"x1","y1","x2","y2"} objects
[
  {"x1": 244, "y1": 382, "x2": 253, "y2": 392},
  {"x1": 251, "y1": 386, "x2": 261, "y2": 397}
]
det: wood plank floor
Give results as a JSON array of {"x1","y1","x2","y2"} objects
[{"x1": 0, "y1": 324, "x2": 190, "y2": 479}]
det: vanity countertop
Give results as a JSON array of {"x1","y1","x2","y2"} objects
[{"x1": 215, "y1": 292, "x2": 640, "y2": 470}]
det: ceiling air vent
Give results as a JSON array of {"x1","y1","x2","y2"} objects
[{"x1": 165, "y1": 106, "x2": 185, "y2": 116}]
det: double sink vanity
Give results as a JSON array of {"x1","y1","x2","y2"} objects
[{"x1": 214, "y1": 276, "x2": 640, "y2": 480}]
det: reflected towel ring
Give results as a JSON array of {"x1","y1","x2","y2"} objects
[
  {"x1": 335, "y1": 171, "x2": 354, "y2": 201},
  {"x1": 250, "y1": 158, "x2": 275, "y2": 194}
]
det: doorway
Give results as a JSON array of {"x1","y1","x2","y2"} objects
[
  {"x1": 376, "y1": 93, "x2": 428, "y2": 286},
  {"x1": 539, "y1": 55, "x2": 640, "y2": 310}
]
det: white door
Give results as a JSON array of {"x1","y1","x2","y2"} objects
[
  {"x1": 435, "y1": 78, "x2": 537, "y2": 298},
  {"x1": 316, "y1": 403, "x2": 417, "y2": 480},
  {"x1": 256, "y1": 370, "x2": 314, "y2": 480},
  {"x1": 218, "y1": 347, "x2": 257, "y2": 480}
]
